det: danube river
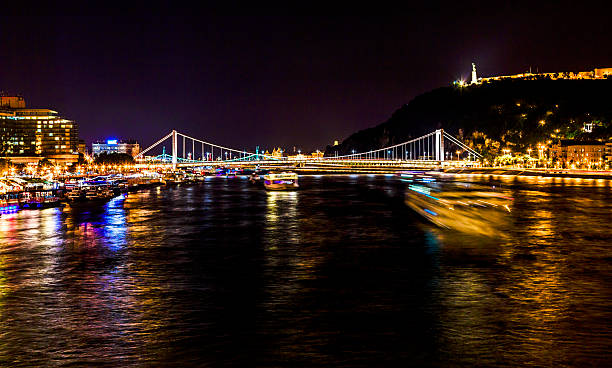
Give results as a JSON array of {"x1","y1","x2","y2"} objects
[{"x1": 0, "y1": 175, "x2": 610, "y2": 367}]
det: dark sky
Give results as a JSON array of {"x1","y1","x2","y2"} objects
[{"x1": 1, "y1": 5, "x2": 611, "y2": 152}]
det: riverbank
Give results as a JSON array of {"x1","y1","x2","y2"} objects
[
  {"x1": 292, "y1": 165, "x2": 612, "y2": 179},
  {"x1": 442, "y1": 167, "x2": 612, "y2": 180}
]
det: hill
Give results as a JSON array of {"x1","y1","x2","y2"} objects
[{"x1": 326, "y1": 78, "x2": 612, "y2": 160}]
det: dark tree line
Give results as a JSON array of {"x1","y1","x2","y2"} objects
[{"x1": 94, "y1": 152, "x2": 135, "y2": 165}]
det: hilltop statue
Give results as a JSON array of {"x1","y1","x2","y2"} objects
[{"x1": 471, "y1": 62, "x2": 478, "y2": 84}]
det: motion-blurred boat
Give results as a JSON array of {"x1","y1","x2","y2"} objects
[
  {"x1": 405, "y1": 180, "x2": 513, "y2": 236},
  {"x1": 396, "y1": 171, "x2": 436, "y2": 183}
]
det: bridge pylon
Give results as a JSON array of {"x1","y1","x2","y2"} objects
[
  {"x1": 435, "y1": 129, "x2": 444, "y2": 161},
  {"x1": 172, "y1": 130, "x2": 178, "y2": 169}
]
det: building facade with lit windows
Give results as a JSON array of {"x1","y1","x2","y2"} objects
[
  {"x1": 475, "y1": 66, "x2": 612, "y2": 84},
  {"x1": 92, "y1": 139, "x2": 140, "y2": 157},
  {"x1": 566, "y1": 142, "x2": 606, "y2": 168},
  {"x1": 1, "y1": 94, "x2": 79, "y2": 164},
  {"x1": 605, "y1": 142, "x2": 612, "y2": 163},
  {"x1": 550, "y1": 140, "x2": 610, "y2": 168}
]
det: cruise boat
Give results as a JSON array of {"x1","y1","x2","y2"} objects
[
  {"x1": 1, "y1": 178, "x2": 24, "y2": 212},
  {"x1": 127, "y1": 173, "x2": 164, "y2": 191},
  {"x1": 405, "y1": 180, "x2": 513, "y2": 236},
  {"x1": 66, "y1": 188, "x2": 86, "y2": 202},
  {"x1": 0, "y1": 193, "x2": 20, "y2": 212},
  {"x1": 20, "y1": 190, "x2": 62, "y2": 209},
  {"x1": 83, "y1": 181, "x2": 114, "y2": 201},
  {"x1": 263, "y1": 172, "x2": 299, "y2": 191}
]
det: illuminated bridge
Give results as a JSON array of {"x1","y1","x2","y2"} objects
[{"x1": 134, "y1": 129, "x2": 482, "y2": 170}]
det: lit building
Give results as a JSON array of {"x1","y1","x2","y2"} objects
[
  {"x1": 471, "y1": 66, "x2": 612, "y2": 84},
  {"x1": 270, "y1": 147, "x2": 283, "y2": 158},
  {"x1": 605, "y1": 142, "x2": 612, "y2": 163},
  {"x1": 594, "y1": 68, "x2": 612, "y2": 78},
  {"x1": 1, "y1": 94, "x2": 79, "y2": 164},
  {"x1": 311, "y1": 150, "x2": 324, "y2": 159},
  {"x1": 92, "y1": 139, "x2": 140, "y2": 157},
  {"x1": 550, "y1": 141, "x2": 568, "y2": 163},
  {"x1": 566, "y1": 142, "x2": 606, "y2": 167},
  {"x1": 77, "y1": 139, "x2": 87, "y2": 155}
]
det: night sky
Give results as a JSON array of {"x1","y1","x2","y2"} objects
[{"x1": 1, "y1": 6, "x2": 610, "y2": 152}]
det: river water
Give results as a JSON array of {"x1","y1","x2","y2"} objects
[{"x1": 0, "y1": 175, "x2": 610, "y2": 367}]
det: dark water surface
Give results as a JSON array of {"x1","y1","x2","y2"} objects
[{"x1": 0, "y1": 175, "x2": 611, "y2": 367}]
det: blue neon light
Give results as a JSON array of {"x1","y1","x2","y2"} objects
[
  {"x1": 423, "y1": 208, "x2": 438, "y2": 216},
  {"x1": 107, "y1": 139, "x2": 118, "y2": 145}
]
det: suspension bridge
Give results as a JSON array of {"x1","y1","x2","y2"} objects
[{"x1": 134, "y1": 129, "x2": 482, "y2": 170}]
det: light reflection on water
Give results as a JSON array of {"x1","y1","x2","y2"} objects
[{"x1": 0, "y1": 175, "x2": 610, "y2": 366}]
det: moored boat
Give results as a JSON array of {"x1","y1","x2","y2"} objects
[
  {"x1": 84, "y1": 184, "x2": 114, "y2": 201},
  {"x1": 0, "y1": 193, "x2": 21, "y2": 212},
  {"x1": 19, "y1": 190, "x2": 62, "y2": 209},
  {"x1": 66, "y1": 188, "x2": 86, "y2": 202}
]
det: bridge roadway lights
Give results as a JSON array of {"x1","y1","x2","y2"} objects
[
  {"x1": 173, "y1": 159, "x2": 446, "y2": 170},
  {"x1": 139, "y1": 128, "x2": 489, "y2": 169}
]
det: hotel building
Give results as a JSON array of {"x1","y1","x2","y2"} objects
[
  {"x1": 0, "y1": 95, "x2": 79, "y2": 164},
  {"x1": 550, "y1": 140, "x2": 608, "y2": 168},
  {"x1": 92, "y1": 139, "x2": 140, "y2": 157}
]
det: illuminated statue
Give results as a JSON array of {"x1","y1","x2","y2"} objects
[{"x1": 471, "y1": 62, "x2": 478, "y2": 84}]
